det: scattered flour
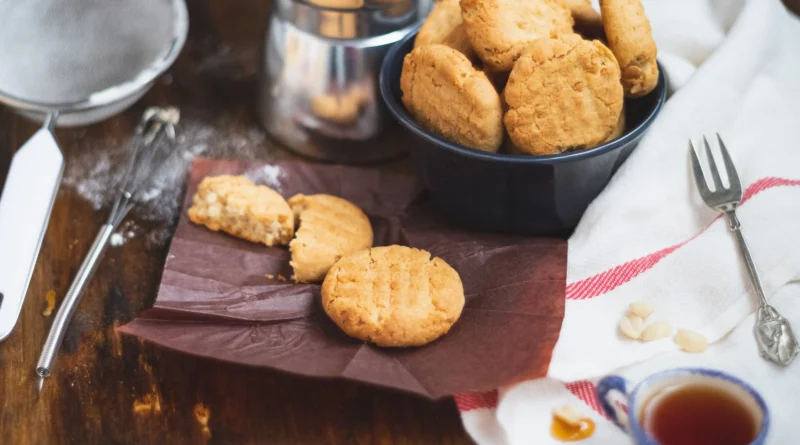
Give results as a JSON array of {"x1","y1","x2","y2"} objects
[
  {"x1": 109, "y1": 221, "x2": 138, "y2": 248},
  {"x1": 61, "y1": 111, "x2": 276, "y2": 244},
  {"x1": 109, "y1": 233, "x2": 125, "y2": 247},
  {"x1": 244, "y1": 164, "x2": 283, "y2": 191}
]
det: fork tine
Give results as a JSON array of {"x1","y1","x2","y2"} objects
[
  {"x1": 689, "y1": 140, "x2": 711, "y2": 197},
  {"x1": 703, "y1": 135, "x2": 725, "y2": 191},
  {"x1": 716, "y1": 133, "x2": 741, "y2": 192}
]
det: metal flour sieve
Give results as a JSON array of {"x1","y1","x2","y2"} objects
[{"x1": 0, "y1": 0, "x2": 188, "y2": 340}]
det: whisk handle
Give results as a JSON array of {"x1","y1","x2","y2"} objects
[{"x1": 36, "y1": 224, "x2": 115, "y2": 379}]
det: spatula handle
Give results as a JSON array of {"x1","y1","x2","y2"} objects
[{"x1": 0, "y1": 123, "x2": 63, "y2": 341}]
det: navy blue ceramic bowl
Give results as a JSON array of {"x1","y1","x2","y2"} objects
[{"x1": 379, "y1": 30, "x2": 666, "y2": 236}]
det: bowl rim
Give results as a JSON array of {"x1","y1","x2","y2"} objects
[{"x1": 379, "y1": 26, "x2": 667, "y2": 165}]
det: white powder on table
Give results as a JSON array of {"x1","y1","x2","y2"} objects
[
  {"x1": 61, "y1": 111, "x2": 279, "y2": 244},
  {"x1": 109, "y1": 233, "x2": 125, "y2": 247}
]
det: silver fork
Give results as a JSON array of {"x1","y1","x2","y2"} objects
[{"x1": 690, "y1": 134, "x2": 799, "y2": 366}]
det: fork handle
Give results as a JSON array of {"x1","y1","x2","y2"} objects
[{"x1": 725, "y1": 211, "x2": 769, "y2": 308}]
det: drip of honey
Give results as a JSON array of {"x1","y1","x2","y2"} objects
[{"x1": 550, "y1": 416, "x2": 596, "y2": 442}]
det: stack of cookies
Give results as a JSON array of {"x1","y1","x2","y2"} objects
[
  {"x1": 401, "y1": 0, "x2": 658, "y2": 155},
  {"x1": 187, "y1": 174, "x2": 466, "y2": 348}
]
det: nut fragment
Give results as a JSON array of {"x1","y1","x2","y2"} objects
[
  {"x1": 619, "y1": 315, "x2": 644, "y2": 339},
  {"x1": 628, "y1": 301, "x2": 654, "y2": 319},
  {"x1": 552, "y1": 404, "x2": 584, "y2": 427},
  {"x1": 640, "y1": 320, "x2": 672, "y2": 342},
  {"x1": 674, "y1": 328, "x2": 708, "y2": 353}
]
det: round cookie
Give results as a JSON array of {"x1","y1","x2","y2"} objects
[
  {"x1": 414, "y1": 0, "x2": 476, "y2": 60},
  {"x1": 460, "y1": 0, "x2": 574, "y2": 72},
  {"x1": 504, "y1": 34, "x2": 623, "y2": 155},
  {"x1": 321, "y1": 246, "x2": 465, "y2": 347},
  {"x1": 288, "y1": 194, "x2": 373, "y2": 283},
  {"x1": 600, "y1": 0, "x2": 658, "y2": 97},
  {"x1": 400, "y1": 44, "x2": 503, "y2": 152}
]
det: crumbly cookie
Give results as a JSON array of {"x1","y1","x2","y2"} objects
[
  {"x1": 188, "y1": 175, "x2": 294, "y2": 246},
  {"x1": 600, "y1": 0, "x2": 658, "y2": 97},
  {"x1": 415, "y1": 0, "x2": 476, "y2": 60},
  {"x1": 321, "y1": 246, "x2": 465, "y2": 347},
  {"x1": 460, "y1": 0, "x2": 574, "y2": 71},
  {"x1": 288, "y1": 194, "x2": 373, "y2": 283},
  {"x1": 400, "y1": 44, "x2": 503, "y2": 152},
  {"x1": 504, "y1": 34, "x2": 623, "y2": 155}
]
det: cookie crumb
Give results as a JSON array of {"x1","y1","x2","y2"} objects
[
  {"x1": 42, "y1": 290, "x2": 57, "y2": 317},
  {"x1": 194, "y1": 403, "x2": 212, "y2": 439}
]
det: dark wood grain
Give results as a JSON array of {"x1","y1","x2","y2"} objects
[{"x1": 0, "y1": 1, "x2": 471, "y2": 444}]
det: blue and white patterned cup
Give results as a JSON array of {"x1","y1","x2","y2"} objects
[{"x1": 596, "y1": 368, "x2": 769, "y2": 445}]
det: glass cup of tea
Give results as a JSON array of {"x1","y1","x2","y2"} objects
[{"x1": 596, "y1": 368, "x2": 769, "y2": 445}]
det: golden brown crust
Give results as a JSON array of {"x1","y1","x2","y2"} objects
[
  {"x1": 400, "y1": 44, "x2": 503, "y2": 152},
  {"x1": 415, "y1": 0, "x2": 476, "y2": 60},
  {"x1": 188, "y1": 175, "x2": 294, "y2": 246},
  {"x1": 288, "y1": 194, "x2": 373, "y2": 283},
  {"x1": 321, "y1": 246, "x2": 465, "y2": 347},
  {"x1": 503, "y1": 34, "x2": 623, "y2": 155},
  {"x1": 600, "y1": 0, "x2": 658, "y2": 97},
  {"x1": 460, "y1": 0, "x2": 574, "y2": 71}
]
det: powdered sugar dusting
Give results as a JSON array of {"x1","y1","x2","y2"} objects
[
  {"x1": 245, "y1": 164, "x2": 283, "y2": 191},
  {"x1": 109, "y1": 233, "x2": 125, "y2": 247},
  {"x1": 61, "y1": 111, "x2": 277, "y2": 244}
]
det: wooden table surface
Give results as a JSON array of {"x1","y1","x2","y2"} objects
[
  {"x1": 0, "y1": 1, "x2": 470, "y2": 444},
  {"x1": 3, "y1": 2, "x2": 799, "y2": 444}
]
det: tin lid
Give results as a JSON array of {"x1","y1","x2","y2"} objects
[{"x1": 274, "y1": 0, "x2": 431, "y2": 40}]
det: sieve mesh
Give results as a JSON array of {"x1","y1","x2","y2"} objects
[{"x1": 0, "y1": 0, "x2": 179, "y2": 105}]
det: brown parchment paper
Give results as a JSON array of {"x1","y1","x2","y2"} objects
[{"x1": 120, "y1": 158, "x2": 567, "y2": 399}]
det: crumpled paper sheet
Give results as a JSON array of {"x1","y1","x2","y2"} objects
[{"x1": 120, "y1": 158, "x2": 567, "y2": 399}]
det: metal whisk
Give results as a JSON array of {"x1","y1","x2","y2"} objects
[{"x1": 35, "y1": 107, "x2": 180, "y2": 393}]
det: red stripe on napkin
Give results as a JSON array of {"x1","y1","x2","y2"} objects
[
  {"x1": 564, "y1": 381, "x2": 606, "y2": 417},
  {"x1": 454, "y1": 390, "x2": 499, "y2": 411},
  {"x1": 565, "y1": 177, "x2": 800, "y2": 301}
]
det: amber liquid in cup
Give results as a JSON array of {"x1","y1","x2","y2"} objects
[{"x1": 641, "y1": 383, "x2": 758, "y2": 445}]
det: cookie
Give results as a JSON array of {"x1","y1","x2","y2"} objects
[
  {"x1": 504, "y1": 34, "x2": 623, "y2": 155},
  {"x1": 415, "y1": 0, "x2": 476, "y2": 60},
  {"x1": 400, "y1": 44, "x2": 503, "y2": 152},
  {"x1": 460, "y1": 0, "x2": 574, "y2": 71},
  {"x1": 188, "y1": 175, "x2": 294, "y2": 246},
  {"x1": 321, "y1": 246, "x2": 465, "y2": 347},
  {"x1": 288, "y1": 194, "x2": 373, "y2": 283},
  {"x1": 600, "y1": 0, "x2": 658, "y2": 97}
]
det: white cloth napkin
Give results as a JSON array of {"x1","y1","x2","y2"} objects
[{"x1": 458, "y1": 0, "x2": 800, "y2": 443}]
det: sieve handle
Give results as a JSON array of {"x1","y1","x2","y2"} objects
[{"x1": 0, "y1": 117, "x2": 64, "y2": 341}]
